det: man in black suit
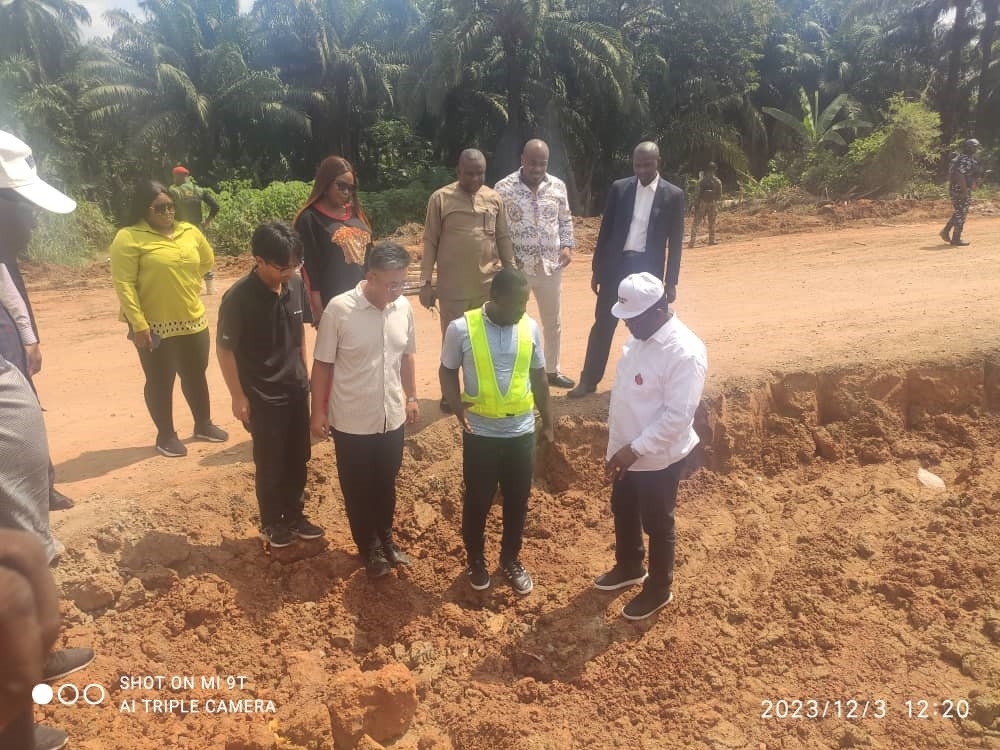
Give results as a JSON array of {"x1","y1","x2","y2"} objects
[{"x1": 568, "y1": 142, "x2": 685, "y2": 398}]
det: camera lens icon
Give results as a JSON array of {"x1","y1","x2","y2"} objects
[{"x1": 33, "y1": 682, "x2": 107, "y2": 706}]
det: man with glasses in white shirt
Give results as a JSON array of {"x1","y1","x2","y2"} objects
[{"x1": 594, "y1": 272, "x2": 706, "y2": 620}]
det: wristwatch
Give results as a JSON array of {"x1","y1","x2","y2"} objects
[{"x1": 407, "y1": 396, "x2": 419, "y2": 404}]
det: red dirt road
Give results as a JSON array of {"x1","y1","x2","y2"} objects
[{"x1": 25, "y1": 210, "x2": 1000, "y2": 750}]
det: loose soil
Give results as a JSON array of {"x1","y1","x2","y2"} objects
[{"x1": 25, "y1": 200, "x2": 1000, "y2": 749}]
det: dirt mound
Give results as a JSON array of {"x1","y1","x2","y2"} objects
[{"x1": 38, "y1": 354, "x2": 1000, "y2": 749}]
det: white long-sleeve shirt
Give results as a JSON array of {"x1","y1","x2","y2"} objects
[
  {"x1": 607, "y1": 315, "x2": 707, "y2": 471},
  {"x1": 0, "y1": 263, "x2": 37, "y2": 347},
  {"x1": 622, "y1": 175, "x2": 658, "y2": 253}
]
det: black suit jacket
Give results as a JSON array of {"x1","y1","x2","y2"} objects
[{"x1": 592, "y1": 175, "x2": 685, "y2": 287}]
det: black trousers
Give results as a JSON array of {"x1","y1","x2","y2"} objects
[
  {"x1": 610, "y1": 458, "x2": 685, "y2": 595},
  {"x1": 136, "y1": 328, "x2": 212, "y2": 440},
  {"x1": 581, "y1": 254, "x2": 652, "y2": 387},
  {"x1": 332, "y1": 426, "x2": 404, "y2": 556},
  {"x1": 462, "y1": 431, "x2": 535, "y2": 564},
  {"x1": 249, "y1": 394, "x2": 310, "y2": 528}
]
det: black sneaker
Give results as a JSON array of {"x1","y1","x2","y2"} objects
[
  {"x1": 156, "y1": 433, "x2": 187, "y2": 457},
  {"x1": 43, "y1": 647, "x2": 95, "y2": 682},
  {"x1": 365, "y1": 548, "x2": 392, "y2": 579},
  {"x1": 466, "y1": 558, "x2": 490, "y2": 590},
  {"x1": 290, "y1": 516, "x2": 325, "y2": 540},
  {"x1": 35, "y1": 725, "x2": 68, "y2": 750},
  {"x1": 501, "y1": 558, "x2": 533, "y2": 595},
  {"x1": 48, "y1": 489, "x2": 75, "y2": 511},
  {"x1": 594, "y1": 565, "x2": 648, "y2": 591},
  {"x1": 260, "y1": 524, "x2": 295, "y2": 548},
  {"x1": 622, "y1": 589, "x2": 674, "y2": 621},
  {"x1": 383, "y1": 540, "x2": 413, "y2": 567},
  {"x1": 193, "y1": 423, "x2": 229, "y2": 442}
]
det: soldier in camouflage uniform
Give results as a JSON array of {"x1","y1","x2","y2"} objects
[
  {"x1": 689, "y1": 162, "x2": 722, "y2": 248},
  {"x1": 940, "y1": 139, "x2": 981, "y2": 247},
  {"x1": 169, "y1": 166, "x2": 220, "y2": 292}
]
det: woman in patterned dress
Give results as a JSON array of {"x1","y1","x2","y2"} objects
[{"x1": 294, "y1": 156, "x2": 373, "y2": 323}]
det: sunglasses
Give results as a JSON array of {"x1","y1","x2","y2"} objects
[
  {"x1": 150, "y1": 204, "x2": 176, "y2": 215},
  {"x1": 331, "y1": 179, "x2": 357, "y2": 194}
]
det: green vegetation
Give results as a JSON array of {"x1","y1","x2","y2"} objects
[
  {"x1": 26, "y1": 200, "x2": 116, "y2": 265},
  {"x1": 2, "y1": 0, "x2": 998, "y2": 257}
]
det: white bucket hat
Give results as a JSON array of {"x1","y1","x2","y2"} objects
[{"x1": 0, "y1": 130, "x2": 76, "y2": 214}]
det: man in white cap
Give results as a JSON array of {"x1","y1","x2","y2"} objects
[
  {"x1": 594, "y1": 271, "x2": 707, "y2": 620},
  {"x1": 0, "y1": 130, "x2": 93, "y2": 750},
  {"x1": 0, "y1": 130, "x2": 77, "y2": 513}
]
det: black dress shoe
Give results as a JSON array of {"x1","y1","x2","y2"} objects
[
  {"x1": 567, "y1": 382, "x2": 596, "y2": 399},
  {"x1": 547, "y1": 373, "x2": 576, "y2": 388},
  {"x1": 365, "y1": 549, "x2": 392, "y2": 579},
  {"x1": 439, "y1": 397, "x2": 453, "y2": 414},
  {"x1": 49, "y1": 489, "x2": 74, "y2": 511}
]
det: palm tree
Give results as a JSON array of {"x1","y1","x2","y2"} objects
[{"x1": 0, "y1": 0, "x2": 90, "y2": 81}]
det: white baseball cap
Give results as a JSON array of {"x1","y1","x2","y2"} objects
[
  {"x1": 0, "y1": 130, "x2": 76, "y2": 214},
  {"x1": 611, "y1": 272, "x2": 665, "y2": 319}
]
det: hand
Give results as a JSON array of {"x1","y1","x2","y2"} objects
[
  {"x1": 455, "y1": 403, "x2": 473, "y2": 433},
  {"x1": 405, "y1": 398, "x2": 419, "y2": 425},
  {"x1": 540, "y1": 420, "x2": 554, "y2": 443},
  {"x1": 604, "y1": 444, "x2": 639, "y2": 482},
  {"x1": 590, "y1": 273, "x2": 599, "y2": 295},
  {"x1": 558, "y1": 247, "x2": 573, "y2": 268},
  {"x1": 231, "y1": 394, "x2": 250, "y2": 423},
  {"x1": 0, "y1": 529, "x2": 60, "y2": 730},
  {"x1": 24, "y1": 343, "x2": 41, "y2": 376},
  {"x1": 133, "y1": 329, "x2": 154, "y2": 351},
  {"x1": 310, "y1": 412, "x2": 330, "y2": 439},
  {"x1": 418, "y1": 284, "x2": 437, "y2": 310},
  {"x1": 665, "y1": 284, "x2": 677, "y2": 304}
]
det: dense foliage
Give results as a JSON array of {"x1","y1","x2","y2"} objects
[{"x1": 1, "y1": 0, "x2": 998, "y2": 234}]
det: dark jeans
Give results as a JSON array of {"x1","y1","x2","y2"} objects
[
  {"x1": 249, "y1": 394, "x2": 310, "y2": 528},
  {"x1": 462, "y1": 431, "x2": 535, "y2": 563},
  {"x1": 332, "y1": 426, "x2": 404, "y2": 556},
  {"x1": 581, "y1": 254, "x2": 651, "y2": 387},
  {"x1": 611, "y1": 457, "x2": 685, "y2": 595},
  {"x1": 0, "y1": 708, "x2": 33, "y2": 749},
  {"x1": 136, "y1": 327, "x2": 212, "y2": 440}
]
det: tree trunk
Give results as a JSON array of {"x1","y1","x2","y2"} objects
[
  {"x1": 975, "y1": 0, "x2": 999, "y2": 132},
  {"x1": 941, "y1": 0, "x2": 972, "y2": 146},
  {"x1": 495, "y1": 41, "x2": 524, "y2": 179}
]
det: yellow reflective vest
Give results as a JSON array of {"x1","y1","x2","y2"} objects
[{"x1": 463, "y1": 308, "x2": 534, "y2": 418}]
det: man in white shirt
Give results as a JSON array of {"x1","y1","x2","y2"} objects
[
  {"x1": 595, "y1": 272, "x2": 707, "y2": 620},
  {"x1": 310, "y1": 242, "x2": 420, "y2": 579},
  {"x1": 494, "y1": 139, "x2": 576, "y2": 388}
]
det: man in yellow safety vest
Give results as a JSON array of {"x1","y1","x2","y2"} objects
[{"x1": 439, "y1": 267, "x2": 554, "y2": 595}]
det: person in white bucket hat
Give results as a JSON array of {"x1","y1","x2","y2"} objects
[
  {"x1": 594, "y1": 272, "x2": 707, "y2": 620},
  {"x1": 0, "y1": 131, "x2": 77, "y2": 512}
]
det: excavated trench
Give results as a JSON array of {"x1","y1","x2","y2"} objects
[{"x1": 47, "y1": 356, "x2": 1000, "y2": 750}]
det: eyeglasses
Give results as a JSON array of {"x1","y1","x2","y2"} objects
[
  {"x1": 332, "y1": 180, "x2": 357, "y2": 194},
  {"x1": 150, "y1": 204, "x2": 176, "y2": 215},
  {"x1": 267, "y1": 260, "x2": 303, "y2": 273}
]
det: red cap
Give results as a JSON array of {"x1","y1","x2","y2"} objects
[{"x1": 172, "y1": 165, "x2": 189, "y2": 175}]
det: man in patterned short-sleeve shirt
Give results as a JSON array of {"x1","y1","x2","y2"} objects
[{"x1": 494, "y1": 139, "x2": 577, "y2": 388}]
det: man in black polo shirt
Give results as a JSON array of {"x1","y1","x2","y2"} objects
[{"x1": 217, "y1": 222, "x2": 324, "y2": 549}]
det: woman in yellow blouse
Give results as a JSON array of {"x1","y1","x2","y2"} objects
[{"x1": 110, "y1": 180, "x2": 228, "y2": 457}]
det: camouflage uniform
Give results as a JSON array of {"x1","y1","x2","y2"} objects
[
  {"x1": 690, "y1": 172, "x2": 722, "y2": 246},
  {"x1": 947, "y1": 153, "x2": 977, "y2": 237},
  {"x1": 168, "y1": 177, "x2": 219, "y2": 291}
]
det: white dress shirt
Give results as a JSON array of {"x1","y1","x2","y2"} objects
[
  {"x1": 622, "y1": 175, "x2": 659, "y2": 253},
  {"x1": 607, "y1": 314, "x2": 707, "y2": 471}
]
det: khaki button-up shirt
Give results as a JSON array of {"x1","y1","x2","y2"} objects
[{"x1": 421, "y1": 182, "x2": 515, "y2": 301}]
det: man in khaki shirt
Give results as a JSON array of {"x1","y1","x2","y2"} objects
[{"x1": 420, "y1": 149, "x2": 514, "y2": 410}]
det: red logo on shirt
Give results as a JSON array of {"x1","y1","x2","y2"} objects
[{"x1": 634, "y1": 373, "x2": 643, "y2": 386}]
